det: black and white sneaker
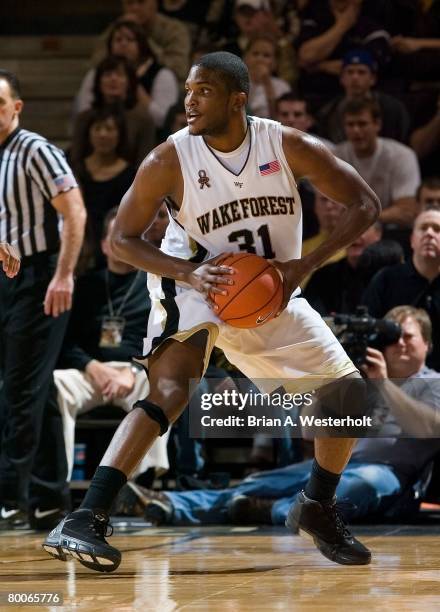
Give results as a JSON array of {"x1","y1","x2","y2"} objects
[
  {"x1": 0, "y1": 505, "x2": 29, "y2": 530},
  {"x1": 42, "y1": 509, "x2": 121, "y2": 573},
  {"x1": 29, "y1": 507, "x2": 67, "y2": 531},
  {"x1": 286, "y1": 491, "x2": 371, "y2": 566}
]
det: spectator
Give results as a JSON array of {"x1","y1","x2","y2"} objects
[
  {"x1": 275, "y1": 93, "x2": 333, "y2": 238},
  {"x1": 220, "y1": 0, "x2": 297, "y2": 84},
  {"x1": 302, "y1": 191, "x2": 345, "y2": 257},
  {"x1": 275, "y1": 93, "x2": 333, "y2": 149},
  {"x1": 334, "y1": 97, "x2": 420, "y2": 228},
  {"x1": 296, "y1": 0, "x2": 390, "y2": 101},
  {"x1": 363, "y1": 209, "x2": 440, "y2": 370},
  {"x1": 158, "y1": 0, "x2": 217, "y2": 47},
  {"x1": 0, "y1": 70, "x2": 86, "y2": 530},
  {"x1": 356, "y1": 239, "x2": 404, "y2": 286},
  {"x1": 92, "y1": 0, "x2": 191, "y2": 83},
  {"x1": 113, "y1": 306, "x2": 440, "y2": 527},
  {"x1": 72, "y1": 106, "x2": 136, "y2": 270},
  {"x1": 305, "y1": 223, "x2": 382, "y2": 315},
  {"x1": 75, "y1": 20, "x2": 179, "y2": 129},
  {"x1": 160, "y1": 98, "x2": 187, "y2": 140},
  {"x1": 143, "y1": 201, "x2": 169, "y2": 246},
  {"x1": 410, "y1": 94, "x2": 440, "y2": 179},
  {"x1": 301, "y1": 190, "x2": 345, "y2": 288},
  {"x1": 318, "y1": 48, "x2": 410, "y2": 143},
  {"x1": 389, "y1": 0, "x2": 440, "y2": 84},
  {"x1": 54, "y1": 207, "x2": 169, "y2": 483},
  {"x1": 276, "y1": 92, "x2": 313, "y2": 132},
  {"x1": 244, "y1": 35, "x2": 291, "y2": 118},
  {"x1": 416, "y1": 178, "x2": 440, "y2": 213},
  {"x1": 71, "y1": 55, "x2": 156, "y2": 168}
]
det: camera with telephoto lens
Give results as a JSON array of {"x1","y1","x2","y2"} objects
[{"x1": 329, "y1": 306, "x2": 402, "y2": 367}]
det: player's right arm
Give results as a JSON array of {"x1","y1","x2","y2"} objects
[{"x1": 111, "y1": 141, "x2": 233, "y2": 300}]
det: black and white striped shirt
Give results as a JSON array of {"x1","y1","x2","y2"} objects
[{"x1": 0, "y1": 127, "x2": 78, "y2": 257}]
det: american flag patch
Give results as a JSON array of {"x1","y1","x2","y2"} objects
[
  {"x1": 259, "y1": 160, "x2": 280, "y2": 176},
  {"x1": 54, "y1": 174, "x2": 77, "y2": 193}
]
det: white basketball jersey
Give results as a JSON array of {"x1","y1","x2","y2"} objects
[
  {"x1": 163, "y1": 116, "x2": 302, "y2": 264},
  {"x1": 142, "y1": 117, "x2": 355, "y2": 384}
]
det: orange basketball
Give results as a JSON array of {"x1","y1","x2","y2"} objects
[{"x1": 211, "y1": 253, "x2": 284, "y2": 328}]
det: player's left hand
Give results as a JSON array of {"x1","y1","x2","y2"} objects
[
  {"x1": 271, "y1": 258, "x2": 309, "y2": 315},
  {"x1": 44, "y1": 272, "x2": 74, "y2": 317}
]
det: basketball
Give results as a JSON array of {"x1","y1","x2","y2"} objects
[{"x1": 210, "y1": 253, "x2": 284, "y2": 328}]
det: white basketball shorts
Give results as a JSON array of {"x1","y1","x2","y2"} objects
[{"x1": 135, "y1": 274, "x2": 357, "y2": 394}]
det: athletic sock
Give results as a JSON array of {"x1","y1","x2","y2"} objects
[
  {"x1": 304, "y1": 459, "x2": 341, "y2": 502},
  {"x1": 80, "y1": 466, "x2": 127, "y2": 513}
]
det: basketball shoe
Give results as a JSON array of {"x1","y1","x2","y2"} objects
[
  {"x1": 29, "y1": 507, "x2": 68, "y2": 531},
  {"x1": 286, "y1": 491, "x2": 371, "y2": 565},
  {"x1": 42, "y1": 509, "x2": 120, "y2": 572},
  {"x1": 0, "y1": 505, "x2": 29, "y2": 530}
]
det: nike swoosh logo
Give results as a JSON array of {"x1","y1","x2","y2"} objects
[
  {"x1": 256, "y1": 311, "x2": 273, "y2": 324},
  {"x1": 34, "y1": 508, "x2": 60, "y2": 519},
  {"x1": 1, "y1": 508, "x2": 19, "y2": 519}
]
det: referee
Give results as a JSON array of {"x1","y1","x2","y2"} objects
[{"x1": 0, "y1": 70, "x2": 86, "y2": 528}]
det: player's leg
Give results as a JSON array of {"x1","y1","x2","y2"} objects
[
  {"x1": 314, "y1": 438, "x2": 356, "y2": 474},
  {"x1": 301, "y1": 370, "x2": 364, "y2": 502},
  {"x1": 217, "y1": 298, "x2": 371, "y2": 565},
  {"x1": 97, "y1": 333, "x2": 208, "y2": 475},
  {"x1": 43, "y1": 331, "x2": 209, "y2": 572},
  {"x1": 286, "y1": 371, "x2": 371, "y2": 565}
]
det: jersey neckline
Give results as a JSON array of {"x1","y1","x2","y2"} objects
[{"x1": 201, "y1": 120, "x2": 252, "y2": 178}]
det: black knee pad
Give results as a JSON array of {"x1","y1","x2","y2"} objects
[{"x1": 133, "y1": 399, "x2": 169, "y2": 436}]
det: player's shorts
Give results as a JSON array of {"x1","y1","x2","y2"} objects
[{"x1": 135, "y1": 275, "x2": 357, "y2": 394}]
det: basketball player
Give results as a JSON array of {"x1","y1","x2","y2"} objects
[
  {"x1": 43, "y1": 52, "x2": 380, "y2": 571},
  {"x1": 0, "y1": 242, "x2": 20, "y2": 277}
]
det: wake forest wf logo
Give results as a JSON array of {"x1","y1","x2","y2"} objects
[
  {"x1": 198, "y1": 169, "x2": 211, "y2": 189},
  {"x1": 196, "y1": 195, "x2": 296, "y2": 235}
]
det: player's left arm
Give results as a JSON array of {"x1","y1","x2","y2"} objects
[{"x1": 275, "y1": 128, "x2": 380, "y2": 307}]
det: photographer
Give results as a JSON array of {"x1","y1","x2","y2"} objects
[
  {"x1": 112, "y1": 305, "x2": 440, "y2": 527},
  {"x1": 361, "y1": 306, "x2": 440, "y2": 439}
]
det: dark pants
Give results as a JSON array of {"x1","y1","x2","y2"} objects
[{"x1": 0, "y1": 253, "x2": 69, "y2": 509}]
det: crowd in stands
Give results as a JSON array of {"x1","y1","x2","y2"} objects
[{"x1": 2, "y1": 0, "x2": 440, "y2": 529}]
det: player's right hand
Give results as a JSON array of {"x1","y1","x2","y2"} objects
[
  {"x1": 187, "y1": 253, "x2": 235, "y2": 309},
  {"x1": 0, "y1": 242, "x2": 21, "y2": 278}
]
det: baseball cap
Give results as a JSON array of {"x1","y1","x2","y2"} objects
[
  {"x1": 236, "y1": 0, "x2": 270, "y2": 11},
  {"x1": 342, "y1": 49, "x2": 377, "y2": 72}
]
